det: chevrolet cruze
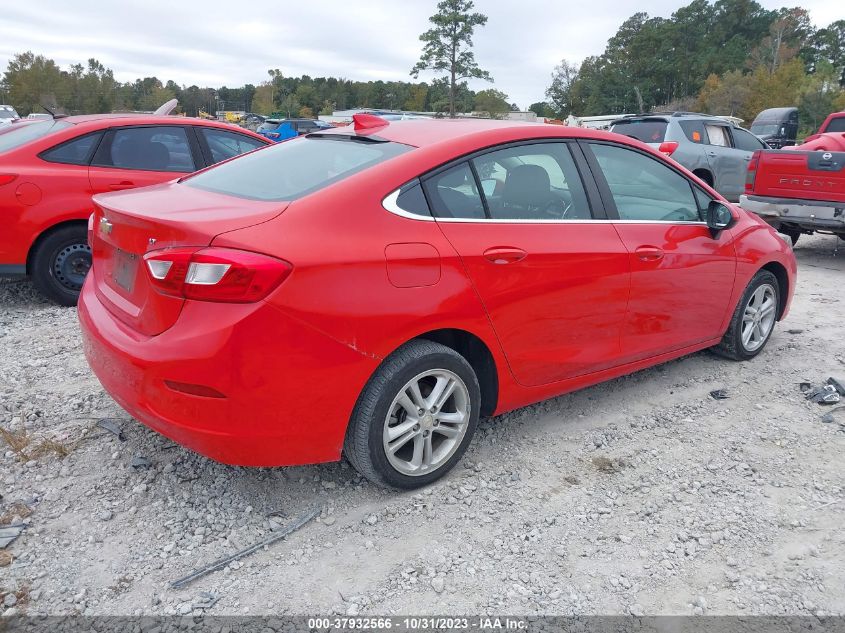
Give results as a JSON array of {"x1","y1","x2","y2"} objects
[{"x1": 78, "y1": 115, "x2": 797, "y2": 489}]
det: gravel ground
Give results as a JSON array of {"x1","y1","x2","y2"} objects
[{"x1": 1, "y1": 234, "x2": 844, "y2": 618}]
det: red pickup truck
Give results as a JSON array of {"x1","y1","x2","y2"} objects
[{"x1": 739, "y1": 112, "x2": 845, "y2": 245}]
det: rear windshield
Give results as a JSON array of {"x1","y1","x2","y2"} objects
[
  {"x1": 611, "y1": 119, "x2": 668, "y2": 143},
  {"x1": 0, "y1": 120, "x2": 72, "y2": 153},
  {"x1": 184, "y1": 136, "x2": 412, "y2": 201},
  {"x1": 826, "y1": 118, "x2": 845, "y2": 133},
  {"x1": 0, "y1": 109, "x2": 19, "y2": 120}
]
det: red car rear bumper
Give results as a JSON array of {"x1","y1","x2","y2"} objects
[{"x1": 77, "y1": 278, "x2": 380, "y2": 466}]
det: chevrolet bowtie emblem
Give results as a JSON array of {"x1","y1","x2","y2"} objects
[{"x1": 99, "y1": 217, "x2": 113, "y2": 235}]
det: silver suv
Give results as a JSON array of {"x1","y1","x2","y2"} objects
[{"x1": 610, "y1": 112, "x2": 768, "y2": 202}]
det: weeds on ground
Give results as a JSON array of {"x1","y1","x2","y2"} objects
[
  {"x1": 591, "y1": 455, "x2": 628, "y2": 474},
  {"x1": 0, "y1": 502, "x2": 33, "y2": 525},
  {"x1": 0, "y1": 424, "x2": 78, "y2": 461}
]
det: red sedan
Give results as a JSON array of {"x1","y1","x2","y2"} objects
[
  {"x1": 0, "y1": 114, "x2": 270, "y2": 305},
  {"x1": 78, "y1": 115, "x2": 797, "y2": 489}
]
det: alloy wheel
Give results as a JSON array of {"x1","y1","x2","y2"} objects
[{"x1": 741, "y1": 283, "x2": 776, "y2": 352}]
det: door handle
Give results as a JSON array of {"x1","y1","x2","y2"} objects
[
  {"x1": 483, "y1": 246, "x2": 527, "y2": 264},
  {"x1": 706, "y1": 151, "x2": 717, "y2": 157},
  {"x1": 108, "y1": 181, "x2": 135, "y2": 190},
  {"x1": 634, "y1": 246, "x2": 664, "y2": 262}
]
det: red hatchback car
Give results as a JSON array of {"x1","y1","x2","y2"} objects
[
  {"x1": 0, "y1": 114, "x2": 270, "y2": 305},
  {"x1": 78, "y1": 116, "x2": 797, "y2": 489}
]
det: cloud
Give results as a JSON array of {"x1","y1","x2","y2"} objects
[{"x1": 0, "y1": 0, "x2": 838, "y2": 109}]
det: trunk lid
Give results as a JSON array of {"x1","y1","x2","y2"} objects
[
  {"x1": 91, "y1": 181, "x2": 287, "y2": 336},
  {"x1": 752, "y1": 150, "x2": 845, "y2": 203}
]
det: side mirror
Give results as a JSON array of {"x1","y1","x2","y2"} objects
[{"x1": 706, "y1": 200, "x2": 734, "y2": 237}]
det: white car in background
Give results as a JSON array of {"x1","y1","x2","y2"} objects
[{"x1": 0, "y1": 105, "x2": 21, "y2": 127}]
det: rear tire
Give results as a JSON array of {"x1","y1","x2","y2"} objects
[
  {"x1": 344, "y1": 339, "x2": 480, "y2": 489},
  {"x1": 30, "y1": 225, "x2": 91, "y2": 307},
  {"x1": 712, "y1": 270, "x2": 779, "y2": 361},
  {"x1": 780, "y1": 227, "x2": 801, "y2": 246}
]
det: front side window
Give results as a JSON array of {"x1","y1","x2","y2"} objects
[
  {"x1": 589, "y1": 143, "x2": 701, "y2": 222},
  {"x1": 96, "y1": 126, "x2": 196, "y2": 172},
  {"x1": 704, "y1": 124, "x2": 730, "y2": 147},
  {"x1": 200, "y1": 128, "x2": 266, "y2": 164},
  {"x1": 40, "y1": 132, "x2": 103, "y2": 165},
  {"x1": 471, "y1": 143, "x2": 590, "y2": 220},
  {"x1": 732, "y1": 128, "x2": 766, "y2": 152},
  {"x1": 185, "y1": 136, "x2": 411, "y2": 201},
  {"x1": 423, "y1": 163, "x2": 485, "y2": 220}
]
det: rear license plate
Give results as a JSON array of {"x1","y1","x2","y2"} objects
[{"x1": 113, "y1": 249, "x2": 138, "y2": 292}]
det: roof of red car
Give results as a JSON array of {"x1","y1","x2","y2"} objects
[{"x1": 322, "y1": 117, "x2": 621, "y2": 149}]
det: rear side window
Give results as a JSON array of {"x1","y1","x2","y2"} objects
[
  {"x1": 40, "y1": 132, "x2": 103, "y2": 165},
  {"x1": 471, "y1": 142, "x2": 590, "y2": 220},
  {"x1": 610, "y1": 119, "x2": 668, "y2": 143},
  {"x1": 393, "y1": 182, "x2": 431, "y2": 217},
  {"x1": 95, "y1": 126, "x2": 196, "y2": 172},
  {"x1": 0, "y1": 120, "x2": 72, "y2": 154},
  {"x1": 679, "y1": 120, "x2": 707, "y2": 144},
  {"x1": 825, "y1": 118, "x2": 845, "y2": 133},
  {"x1": 200, "y1": 128, "x2": 266, "y2": 164},
  {"x1": 423, "y1": 163, "x2": 486, "y2": 220},
  {"x1": 589, "y1": 143, "x2": 700, "y2": 222},
  {"x1": 704, "y1": 124, "x2": 730, "y2": 147},
  {"x1": 185, "y1": 136, "x2": 411, "y2": 201}
]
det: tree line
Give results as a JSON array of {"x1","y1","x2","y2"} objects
[{"x1": 535, "y1": 0, "x2": 845, "y2": 134}]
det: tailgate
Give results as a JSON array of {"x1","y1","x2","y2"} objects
[
  {"x1": 753, "y1": 150, "x2": 845, "y2": 203},
  {"x1": 91, "y1": 182, "x2": 286, "y2": 336}
]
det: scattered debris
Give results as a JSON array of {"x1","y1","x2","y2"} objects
[
  {"x1": 709, "y1": 389, "x2": 730, "y2": 400},
  {"x1": 801, "y1": 382, "x2": 841, "y2": 405},
  {"x1": 787, "y1": 328, "x2": 804, "y2": 334},
  {"x1": 0, "y1": 524, "x2": 25, "y2": 549},
  {"x1": 130, "y1": 455, "x2": 151, "y2": 469},
  {"x1": 170, "y1": 505, "x2": 320, "y2": 589},
  {"x1": 592, "y1": 456, "x2": 627, "y2": 474},
  {"x1": 820, "y1": 407, "x2": 845, "y2": 425},
  {"x1": 192, "y1": 591, "x2": 220, "y2": 610},
  {"x1": 827, "y1": 377, "x2": 845, "y2": 396},
  {"x1": 97, "y1": 418, "x2": 126, "y2": 442}
]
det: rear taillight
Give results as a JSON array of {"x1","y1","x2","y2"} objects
[
  {"x1": 658, "y1": 142, "x2": 679, "y2": 156},
  {"x1": 745, "y1": 151, "x2": 760, "y2": 193},
  {"x1": 0, "y1": 174, "x2": 18, "y2": 187},
  {"x1": 144, "y1": 247, "x2": 292, "y2": 303},
  {"x1": 87, "y1": 214, "x2": 95, "y2": 247}
]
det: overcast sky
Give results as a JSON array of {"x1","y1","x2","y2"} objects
[{"x1": 1, "y1": 0, "x2": 841, "y2": 110}]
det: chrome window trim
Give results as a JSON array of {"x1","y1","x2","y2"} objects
[{"x1": 383, "y1": 187, "x2": 708, "y2": 226}]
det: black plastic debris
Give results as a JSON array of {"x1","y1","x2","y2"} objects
[
  {"x1": 802, "y1": 383, "x2": 841, "y2": 405},
  {"x1": 787, "y1": 329, "x2": 804, "y2": 334},
  {"x1": 709, "y1": 389, "x2": 729, "y2": 400},
  {"x1": 821, "y1": 407, "x2": 845, "y2": 424},
  {"x1": 97, "y1": 418, "x2": 126, "y2": 442},
  {"x1": 827, "y1": 377, "x2": 845, "y2": 396},
  {"x1": 130, "y1": 455, "x2": 151, "y2": 469}
]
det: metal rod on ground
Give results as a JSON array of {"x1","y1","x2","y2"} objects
[{"x1": 170, "y1": 506, "x2": 320, "y2": 589}]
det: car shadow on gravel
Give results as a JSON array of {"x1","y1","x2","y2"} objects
[{"x1": 0, "y1": 278, "x2": 53, "y2": 308}]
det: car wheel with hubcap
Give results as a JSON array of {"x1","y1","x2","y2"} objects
[
  {"x1": 30, "y1": 224, "x2": 91, "y2": 306},
  {"x1": 713, "y1": 270, "x2": 780, "y2": 360},
  {"x1": 344, "y1": 339, "x2": 480, "y2": 489}
]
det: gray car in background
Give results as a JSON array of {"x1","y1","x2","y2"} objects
[{"x1": 610, "y1": 112, "x2": 768, "y2": 201}]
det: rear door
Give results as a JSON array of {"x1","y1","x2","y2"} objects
[
  {"x1": 423, "y1": 141, "x2": 631, "y2": 387},
  {"x1": 88, "y1": 125, "x2": 200, "y2": 194},
  {"x1": 582, "y1": 141, "x2": 736, "y2": 362}
]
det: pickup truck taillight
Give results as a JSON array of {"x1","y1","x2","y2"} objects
[
  {"x1": 745, "y1": 151, "x2": 760, "y2": 193},
  {"x1": 143, "y1": 247, "x2": 292, "y2": 303},
  {"x1": 658, "y1": 142, "x2": 679, "y2": 156}
]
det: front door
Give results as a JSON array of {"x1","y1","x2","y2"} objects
[
  {"x1": 423, "y1": 141, "x2": 631, "y2": 387},
  {"x1": 583, "y1": 141, "x2": 737, "y2": 362},
  {"x1": 702, "y1": 123, "x2": 746, "y2": 201}
]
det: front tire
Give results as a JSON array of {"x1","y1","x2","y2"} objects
[
  {"x1": 344, "y1": 340, "x2": 480, "y2": 489},
  {"x1": 713, "y1": 270, "x2": 780, "y2": 360},
  {"x1": 30, "y1": 225, "x2": 91, "y2": 306}
]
